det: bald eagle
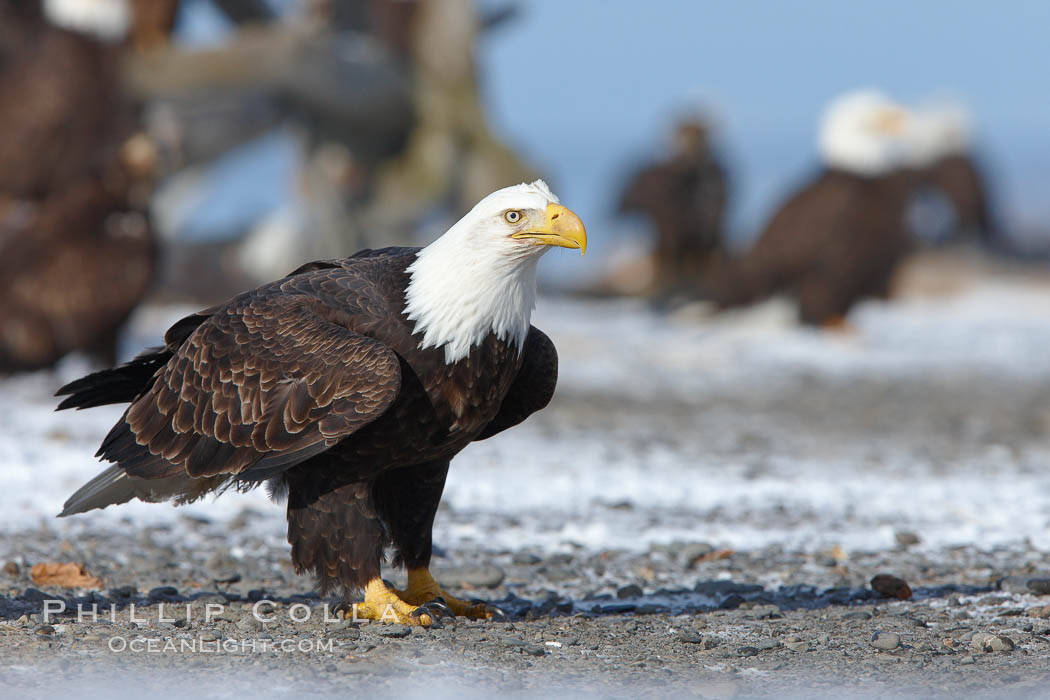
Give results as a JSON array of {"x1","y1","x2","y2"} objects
[
  {"x1": 56, "y1": 181, "x2": 586, "y2": 626},
  {"x1": 705, "y1": 91, "x2": 917, "y2": 325},
  {"x1": 619, "y1": 118, "x2": 729, "y2": 298},
  {"x1": 907, "y1": 103, "x2": 997, "y2": 245}
]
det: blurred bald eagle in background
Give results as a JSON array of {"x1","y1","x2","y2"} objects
[
  {"x1": 619, "y1": 117, "x2": 729, "y2": 298},
  {"x1": 908, "y1": 102, "x2": 997, "y2": 246},
  {"x1": 56, "y1": 181, "x2": 586, "y2": 627},
  {"x1": 0, "y1": 0, "x2": 162, "y2": 372},
  {"x1": 704, "y1": 91, "x2": 919, "y2": 325}
]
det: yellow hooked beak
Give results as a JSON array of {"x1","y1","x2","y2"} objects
[
  {"x1": 873, "y1": 107, "x2": 908, "y2": 135},
  {"x1": 511, "y1": 203, "x2": 587, "y2": 256}
]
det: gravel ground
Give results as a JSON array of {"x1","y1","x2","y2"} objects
[{"x1": 3, "y1": 355, "x2": 1050, "y2": 699}]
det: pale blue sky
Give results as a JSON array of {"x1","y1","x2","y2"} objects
[{"x1": 478, "y1": 0, "x2": 1050, "y2": 249}]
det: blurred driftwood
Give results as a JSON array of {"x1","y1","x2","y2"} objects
[{"x1": 123, "y1": 22, "x2": 414, "y2": 172}]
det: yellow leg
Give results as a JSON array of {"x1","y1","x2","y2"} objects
[
  {"x1": 348, "y1": 577, "x2": 435, "y2": 626},
  {"x1": 396, "y1": 567, "x2": 496, "y2": 620}
]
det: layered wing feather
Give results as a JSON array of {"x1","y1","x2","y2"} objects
[{"x1": 61, "y1": 281, "x2": 404, "y2": 516}]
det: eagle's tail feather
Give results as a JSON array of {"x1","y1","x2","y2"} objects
[
  {"x1": 59, "y1": 465, "x2": 229, "y2": 516},
  {"x1": 55, "y1": 347, "x2": 170, "y2": 410}
]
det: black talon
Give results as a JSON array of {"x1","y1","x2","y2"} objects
[
  {"x1": 410, "y1": 606, "x2": 444, "y2": 628},
  {"x1": 485, "y1": 605, "x2": 509, "y2": 623},
  {"x1": 419, "y1": 598, "x2": 455, "y2": 620}
]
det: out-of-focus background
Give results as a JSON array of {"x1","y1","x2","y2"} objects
[
  {"x1": 3, "y1": 0, "x2": 1050, "y2": 552},
  {"x1": 4, "y1": 1, "x2": 1050, "y2": 694},
  {"x1": 3, "y1": 0, "x2": 1050, "y2": 555}
]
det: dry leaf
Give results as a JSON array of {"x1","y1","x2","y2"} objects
[
  {"x1": 29, "y1": 562, "x2": 102, "y2": 589},
  {"x1": 695, "y1": 549, "x2": 734, "y2": 564}
]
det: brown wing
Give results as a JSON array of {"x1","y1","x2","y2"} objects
[
  {"x1": 96, "y1": 288, "x2": 403, "y2": 485},
  {"x1": 474, "y1": 326, "x2": 558, "y2": 441}
]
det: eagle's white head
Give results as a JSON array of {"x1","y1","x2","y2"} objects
[
  {"x1": 901, "y1": 101, "x2": 975, "y2": 167},
  {"x1": 817, "y1": 89, "x2": 912, "y2": 177},
  {"x1": 404, "y1": 180, "x2": 587, "y2": 364},
  {"x1": 43, "y1": 0, "x2": 132, "y2": 42}
]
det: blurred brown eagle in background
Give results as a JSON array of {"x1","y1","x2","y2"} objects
[
  {"x1": 56, "y1": 181, "x2": 586, "y2": 626},
  {"x1": 0, "y1": 0, "x2": 171, "y2": 372},
  {"x1": 619, "y1": 117, "x2": 729, "y2": 299}
]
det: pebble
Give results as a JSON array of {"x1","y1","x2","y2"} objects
[
  {"x1": 374, "y1": 625, "x2": 412, "y2": 639},
  {"x1": 522, "y1": 644, "x2": 546, "y2": 657},
  {"x1": 745, "y1": 604, "x2": 781, "y2": 620},
  {"x1": 842, "y1": 611, "x2": 872, "y2": 621},
  {"x1": 870, "y1": 631, "x2": 901, "y2": 651},
  {"x1": 957, "y1": 655, "x2": 976, "y2": 665},
  {"x1": 2, "y1": 561, "x2": 19, "y2": 577},
  {"x1": 511, "y1": 553, "x2": 541, "y2": 566},
  {"x1": 999, "y1": 574, "x2": 1050, "y2": 595},
  {"x1": 679, "y1": 629, "x2": 703, "y2": 644},
  {"x1": 1027, "y1": 578, "x2": 1050, "y2": 596},
  {"x1": 894, "y1": 531, "x2": 921, "y2": 547},
  {"x1": 870, "y1": 574, "x2": 912, "y2": 600},
  {"x1": 970, "y1": 632, "x2": 1015, "y2": 653},
  {"x1": 35, "y1": 625, "x2": 56, "y2": 637},
  {"x1": 616, "y1": 584, "x2": 643, "y2": 599},
  {"x1": 784, "y1": 640, "x2": 809, "y2": 652},
  {"x1": 1027, "y1": 605, "x2": 1050, "y2": 619},
  {"x1": 199, "y1": 631, "x2": 220, "y2": 642},
  {"x1": 502, "y1": 637, "x2": 526, "y2": 648}
]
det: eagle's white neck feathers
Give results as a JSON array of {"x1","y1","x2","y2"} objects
[
  {"x1": 43, "y1": 0, "x2": 132, "y2": 42},
  {"x1": 404, "y1": 181, "x2": 559, "y2": 364}
]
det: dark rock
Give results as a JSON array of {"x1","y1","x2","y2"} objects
[
  {"x1": 21, "y1": 588, "x2": 50, "y2": 602},
  {"x1": 35, "y1": 625, "x2": 56, "y2": 636},
  {"x1": 523, "y1": 644, "x2": 546, "y2": 657},
  {"x1": 871, "y1": 574, "x2": 912, "y2": 600},
  {"x1": 108, "y1": 586, "x2": 138, "y2": 600},
  {"x1": 694, "y1": 581, "x2": 764, "y2": 596},
  {"x1": 374, "y1": 624, "x2": 411, "y2": 639},
  {"x1": 870, "y1": 630, "x2": 900, "y2": 651},
  {"x1": 634, "y1": 604, "x2": 667, "y2": 615},
  {"x1": 719, "y1": 594, "x2": 745, "y2": 610},
  {"x1": 148, "y1": 586, "x2": 180, "y2": 601},
  {"x1": 616, "y1": 584, "x2": 643, "y2": 599},
  {"x1": 736, "y1": 646, "x2": 759, "y2": 657}
]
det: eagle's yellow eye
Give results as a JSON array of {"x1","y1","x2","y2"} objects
[{"x1": 503, "y1": 210, "x2": 523, "y2": 224}]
